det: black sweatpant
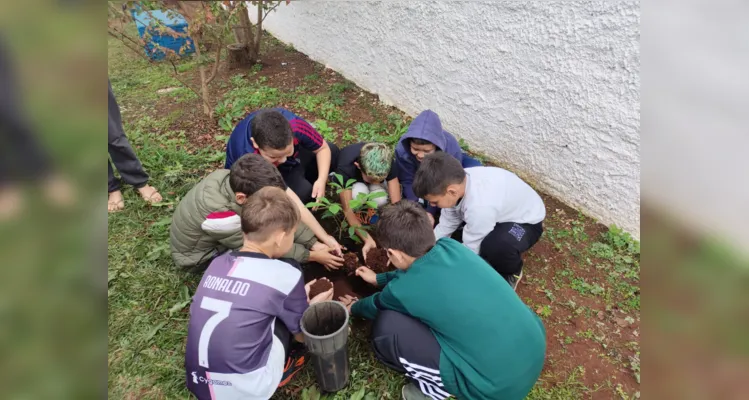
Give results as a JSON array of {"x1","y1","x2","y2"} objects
[
  {"x1": 372, "y1": 310, "x2": 452, "y2": 400},
  {"x1": 279, "y1": 141, "x2": 339, "y2": 203},
  {"x1": 478, "y1": 222, "x2": 544, "y2": 280},
  {"x1": 0, "y1": 36, "x2": 51, "y2": 186},
  {"x1": 108, "y1": 80, "x2": 150, "y2": 193}
]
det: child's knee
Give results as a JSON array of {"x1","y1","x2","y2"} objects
[
  {"x1": 368, "y1": 184, "x2": 389, "y2": 208},
  {"x1": 351, "y1": 182, "x2": 370, "y2": 198}
]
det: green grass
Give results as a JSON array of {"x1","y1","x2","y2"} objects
[{"x1": 107, "y1": 31, "x2": 636, "y2": 399}]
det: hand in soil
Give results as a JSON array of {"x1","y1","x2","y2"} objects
[
  {"x1": 342, "y1": 252, "x2": 359, "y2": 274},
  {"x1": 305, "y1": 278, "x2": 334, "y2": 304},
  {"x1": 365, "y1": 248, "x2": 391, "y2": 273},
  {"x1": 355, "y1": 266, "x2": 377, "y2": 286},
  {"x1": 338, "y1": 294, "x2": 358, "y2": 313},
  {"x1": 361, "y1": 237, "x2": 377, "y2": 263},
  {"x1": 320, "y1": 235, "x2": 344, "y2": 256},
  {"x1": 310, "y1": 247, "x2": 344, "y2": 270}
]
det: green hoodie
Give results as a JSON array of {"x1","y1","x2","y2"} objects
[{"x1": 352, "y1": 238, "x2": 546, "y2": 400}]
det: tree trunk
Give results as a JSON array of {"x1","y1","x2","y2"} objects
[
  {"x1": 253, "y1": 1, "x2": 263, "y2": 60},
  {"x1": 192, "y1": 35, "x2": 212, "y2": 117},
  {"x1": 227, "y1": 43, "x2": 252, "y2": 69}
]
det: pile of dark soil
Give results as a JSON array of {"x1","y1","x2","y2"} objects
[
  {"x1": 366, "y1": 248, "x2": 391, "y2": 273},
  {"x1": 307, "y1": 278, "x2": 333, "y2": 299},
  {"x1": 342, "y1": 252, "x2": 359, "y2": 273}
]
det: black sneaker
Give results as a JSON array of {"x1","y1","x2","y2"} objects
[{"x1": 506, "y1": 271, "x2": 523, "y2": 291}]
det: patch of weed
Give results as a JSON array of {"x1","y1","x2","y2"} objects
[{"x1": 312, "y1": 120, "x2": 337, "y2": 143}]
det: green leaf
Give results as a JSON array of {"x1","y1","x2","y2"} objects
[
  {"x1": 349, "y1": 199, "x2": 362, "y2": 210},
  {"x1": 306, "y1": 202, "x2": 323, "y2": 208},
  {"x1": 320, "y1": 197, "x2": 330, "y2": 205},
  {"x1": 350, "y1": 387, "x2": 366, "y2": 400},
  {"x1": 334, "y1": 173, "x2": 344, "y2": 186},
  {"x1": 143, "y1": 321, "x2": 166, "y2": 343},
  {"x1": 329, "y1": 204, "x2": 341, "y2": 214},
  {"x1": 322, "y1": 210, "x2": 333, "y2": 219},
  {"x1": 348, "y1": 225, "x2": 356, "y2": 238},
  {"x1": 368, "y1": 191, "x2": 387, "y2": 199},
  {"x1": 366, "y1": 201, "x2": 378, "y2": 209},
  {"x1": 329, "y1": 182, "x2": 342, "y2": 189},
  {"x1": 346, "y1": 178, "x2": 357, "y2": 188}
]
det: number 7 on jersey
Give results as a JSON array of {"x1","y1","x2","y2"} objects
[{"x1": 198, "y1": 297, "x2": 232, "y2": 368}]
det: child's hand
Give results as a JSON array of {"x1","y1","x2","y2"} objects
[
  {"x1": 305, "y1": 278, "x2": 334, "y2": 304},
  {"x1": 310, "y1": 248, "x2": 345, "y2": 270},
  {"x1": 361, "y1": 237, "x2": 377, "y2": 263},
  {"x1": 355, "y1": 266, "x2": 377, "y2": 286},
  {"x1": 338, "y1": 294, "x2": 358, "y2": 312}
]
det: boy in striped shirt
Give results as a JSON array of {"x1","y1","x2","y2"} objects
[{"x1": 225, "y1": 108, "x2": 340, "y2": 203}]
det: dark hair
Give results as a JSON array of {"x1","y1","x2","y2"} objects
[
  {"x1": 240, "y1": 187, "x2": 300, "y2": 241},
  {"x1": 251, "y1": 109, "x2": 293, "y2": 150},
  {"x1": 412, "y1": 152, "x2": 466, "y2": 198},
  {"x1": 409, "y1": 138, "x2": 434, "y2": 146},
  {"x1": 375, "y1": 200, "x2": 435, "y2": 258},
  {"x1": 229, "y1": 153, "x2": 286, "y2": 195}
]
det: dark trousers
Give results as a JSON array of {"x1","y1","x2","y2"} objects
[
  {"x1": 279, "y1": 141, "x2": 339, "y2": 203},
  {"x1": 372, "y1": 310, "x2": 452, "y2": 400},
  {"x1": 479, "y1": 222, "x2": 544, "y2": 279},
  {"x1": 108, "y1": 81, "x2": 149, "y2": 193},
  {"x1": 0, "y1": 36, "x2": 51, "y2": 186}
]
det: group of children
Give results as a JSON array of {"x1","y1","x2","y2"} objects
[{"x1": 173, "y1": 107, "x2": 548, "y2": 399}]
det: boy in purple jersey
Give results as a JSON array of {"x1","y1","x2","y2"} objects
[{"x1": 185, "y1": 187, "x2": 333, "y2": 400}]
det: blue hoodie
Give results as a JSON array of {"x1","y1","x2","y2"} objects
[{"x1": 396, "y1": 110, "x2": 466, "y2": 202}]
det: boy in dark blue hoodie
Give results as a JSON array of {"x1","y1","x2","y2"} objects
[{"x1": 395, "y1": 110, "x2": 481, "y2": 214}]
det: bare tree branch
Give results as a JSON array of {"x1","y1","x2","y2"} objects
[
  {"x1": 260, "y1": 1, "x2": 281, "y2": 24},
  {"x1": 206, "y1": 36, "x2": 224, "y2": 84}
]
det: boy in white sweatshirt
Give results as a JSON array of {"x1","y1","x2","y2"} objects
[{"x1": 412, "y1": 152, "x2": 546, "y2": 289}]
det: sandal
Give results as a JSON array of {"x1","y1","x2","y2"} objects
[
  {"x1": 108, "y1": 190, "x2": 125, "y2": 212},
  {"x1": 137, "y1": 185, "x2": 163, "y2": 204}
]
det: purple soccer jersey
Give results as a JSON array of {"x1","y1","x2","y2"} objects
[{"x1": 185, "y1": 252, "x2": 308, "y2": 400}]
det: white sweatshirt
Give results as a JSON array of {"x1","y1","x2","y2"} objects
[{"x1": 433, "y1": 167, "x2": 546, "y2": 253}]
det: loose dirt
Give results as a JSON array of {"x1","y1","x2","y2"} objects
[
  {"x1": 365, "y1": 248, "x2": 390, "y2": 273},
  {"x1": 307, "y1": 278, "x2": 333, "y2": 299}
]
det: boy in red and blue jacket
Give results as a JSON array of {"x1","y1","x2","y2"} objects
[{"x1": 225, "y1": 108, "x2": 339, "y2": 203}]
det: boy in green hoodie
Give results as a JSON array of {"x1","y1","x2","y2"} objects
[{"x1": 339, "y1": 201, "x2": 546, "y2": 400}]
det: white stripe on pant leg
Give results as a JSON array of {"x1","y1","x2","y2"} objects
[
  {"x1": 399, "y1": 357, "x2": 441, "y2": 375},
  {"x1": 417, "y1": 380, "x2": 449, "y2": 400},
  {"x1": 405, "y1": 368, "x2": 443, "y2": 386}
]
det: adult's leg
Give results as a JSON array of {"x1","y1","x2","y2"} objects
[
  {"x1": 280, "y1": 164, "x2": 313, "y2": 203},
  {"x1": 478, "y1": 222, "x2": 544, "y2": 279},
  {"x1": 460, "y1": 153, "x2": 482, "y2": 168},
  {"x1": 372, "y1": 310, "x2": 452, "y2": 400},
  {"x1": 108, "y1": 81, "x2": 150, "y2": 189},
  {"x1": 108, "y1": 160, "x2": 121, "y2": 193}
]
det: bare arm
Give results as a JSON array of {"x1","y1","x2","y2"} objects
[
  {"x1": 286, "y1": 188, "x2": 329, "y2": 240},
  {"x1": 387, "y1": 177, "x2": 402, "y2": 203},
  {"x1": 312, "y1": 141, "x2": 332, "y2": 182}
]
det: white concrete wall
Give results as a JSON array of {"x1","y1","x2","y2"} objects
[{"x1": 256, "y1": 1, "x2": 640, "y2": 237}]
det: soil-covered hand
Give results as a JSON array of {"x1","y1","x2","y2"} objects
[
  {"x1": 321, "y1": 235, "x2": 344, "y2": 256},
  {"x1": 355, "y1": 266, "x2": 378, "y2": 286},
  {"x1": 361, "y1": 236, "x2": 377, "y2": 263},
  {"x1": 305, "y1": 278, "x2": 334, "y2": 304},
  {"x1": 338, "y1": 294, "x2": 358, "y2": 312},
  {"x1": 310, "y1": 247, "x2": 345, "y2": 270}
]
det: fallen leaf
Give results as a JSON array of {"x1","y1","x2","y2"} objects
[{"x1": 597, "y1": 311, "x2": 605, "y2": 320}]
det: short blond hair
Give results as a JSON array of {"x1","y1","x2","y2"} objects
[{"x1": 240, "y1": 187, "x2": 300, "y2": 242}]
